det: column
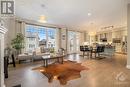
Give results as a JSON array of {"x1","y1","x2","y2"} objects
[
  {"x1": 60, "y1": 28, "x2": 67, "y2": 51},
  {"x1": 0, "y1": 25, "x2": 8, "y2": 87},
  {"x1": 127, "y1": 4, "x2": 130, "y2": 69}
]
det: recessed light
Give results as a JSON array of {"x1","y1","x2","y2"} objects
[
  {"x1": 40, "y1": 15, "x2": 46, "y2": 20},
  {"x1": 88, "y1": 13, "x2": 92, "y2": 16},
  {"x1": 38, "y1": 15, "x2": 47, "y2": 23},
  {"x1": 39, "y1": 20, "x2": 47, "y2": 23},
  {"x1": 41, "y1": 4, "x2": 45, "y2": 8}
]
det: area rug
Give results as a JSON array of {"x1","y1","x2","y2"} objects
[{"x1": 32, "y1": 60, "x2": 89, "y2": 85}]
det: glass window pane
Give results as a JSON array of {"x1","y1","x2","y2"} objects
[
  {"x1": 47, "y1": 28, "x2": 56, "y2": 48},
  {"x1": 25, "y1": 25, "x2": 47, "y2": 53}
]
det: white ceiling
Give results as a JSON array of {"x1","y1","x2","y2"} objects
[{"x1": 15, "y1": 0, "x2": 128, "y2": 31}]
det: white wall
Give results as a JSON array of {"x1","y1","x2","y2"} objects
[
  {"x1": 55, "y1": 28, "x2": 60, "y2": 52},
  {"x1": 4, "y1": 18, "x2": 16, "y2": 48},
  {"x1": 60, "y1": 28, "x2": 67, "y2": 50},
  {"x1": 80, "y1": 32, "x2": 85, "y2": 45},
  {"x1": 127, "y1": 4, "x2": 130, "y2": 69}
]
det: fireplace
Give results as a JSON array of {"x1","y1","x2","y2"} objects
[{"x1": 0, "y1": 21, "x2": 8, "y2": 87}]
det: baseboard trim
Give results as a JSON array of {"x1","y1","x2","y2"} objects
[{"x1": 126, "y1": 65, "x2": 130, "y2": 69}]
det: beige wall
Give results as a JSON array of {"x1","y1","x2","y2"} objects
[
  {"x1": 60, "y1": 28, "x2": 67, "y2": 50},
  {"x1": 4, "y1": 18, "x2": 26, "y2": 46},
  {"x1": 127, "y1": 4, "x2": 130, "y2": 69},
  {"x1": 55, "y1": 28, "x2": 60, "y2": 52},
  {"x1": 80, "y1": 32, "x2": 85, "y2": 45},
  {"x1": 4, "y1": 18, "x2": 16, "y2": 48}
]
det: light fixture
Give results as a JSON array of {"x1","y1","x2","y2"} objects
[
  {"x1": 88, "y1": 13, "x2": 92, "y2": 16},
  {"x1": 41, "y1": 4, "x2": 45, "y2": 8},
  {"x1": 38, "y1": 15, "x2": 47, "y2": 23},
  {"x1": 88, "y1": 32, "x2": 96, "y2": 36},
  {"x1": 101, "y1": 26, "x2": 114, "y2": 30}
]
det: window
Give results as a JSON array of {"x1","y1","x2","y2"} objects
[
  {"x1": 47, "y1": 28, "x2": 56, "y2": 48},
  {"x1": 25, "y1": 25, "x2": 46, "y2": 52},
  {"x1": 29, "y1": 44, "x2": 35, "y2": 48},
  {"x1": 25, "y1": 24, "x2": 57, "y2": 53},
  {"x1": 29, "y1": 38, "x2": 35, "y2": 41}
]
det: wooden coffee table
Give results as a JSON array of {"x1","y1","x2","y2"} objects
[{"x1": 42, "y1": 54, "x2": 65, "y2": 67}]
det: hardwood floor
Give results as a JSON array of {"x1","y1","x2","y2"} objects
[{"x1": 5, "y1": 54, "x2": 130, "y2": 87}]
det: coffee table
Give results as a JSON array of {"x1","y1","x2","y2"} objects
[{"x1": 42, "y1": 54, "x2": 65, "y2": 67}]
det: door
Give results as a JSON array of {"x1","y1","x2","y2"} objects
[{"x1": 68, "y1": 31, "x2": 80, "y2": 54}]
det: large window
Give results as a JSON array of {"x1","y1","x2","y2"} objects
[
  {"x1": 25, "y1": 24, "x2": 56, "y2": 53},
  {"x1": 47, "y1": 28, "x2": 56, "y2": 48}
]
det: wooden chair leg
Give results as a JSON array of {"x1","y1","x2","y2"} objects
[
  {"x1": 90, "y1": 52, "x2": 92, "y2": 58},
  {"x1": 95, "y1": 53, "x2": 96, "y2": 58},
  {"x1": 7, "y1": 56, "x2": 9, "y2": 67},
  {"x1": 4, "y1": 57, "x2": 8, "y2": 78},
  {"x1": 12, "y1": 54, "x2": 16, "y2": 67},
  {"x1": 83, "y1": 52, "x2": 85, "y2": 57},
  {"x1": 87, "y1": 52, "x2": 89, "y2": 57},
  {"x1": 98, "y1": 53, "x2": 100, "y2": 57},
  {"x1": 19, "y1": 60, "x2": 21, "y2": 64}
]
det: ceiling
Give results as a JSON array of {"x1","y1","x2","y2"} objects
[{"x1": 15, "y1": 0, "x2": 128, "y2": 31}]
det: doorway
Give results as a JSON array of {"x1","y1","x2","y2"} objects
[{"x1": 68, "y1": 31, "x2": 80, "y2": 54}]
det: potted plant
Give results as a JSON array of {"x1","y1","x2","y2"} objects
[{"x1": 11, "y1": 33, "x2": 25, "y2": 55}]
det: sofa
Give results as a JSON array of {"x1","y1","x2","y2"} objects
[
  {"x1": 18, "y1": 53, "x2": 33, "y2": 64},
  {"x1": 18, "y1": 47, "x2": 50, "y2": 63},
  {"x1": 32, "y1": 47, "x2": 50, "y2": 61}
]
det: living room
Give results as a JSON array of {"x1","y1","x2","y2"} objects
[{"x1": 0, "y1": 0, "x2": 130, "y2": 87}]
